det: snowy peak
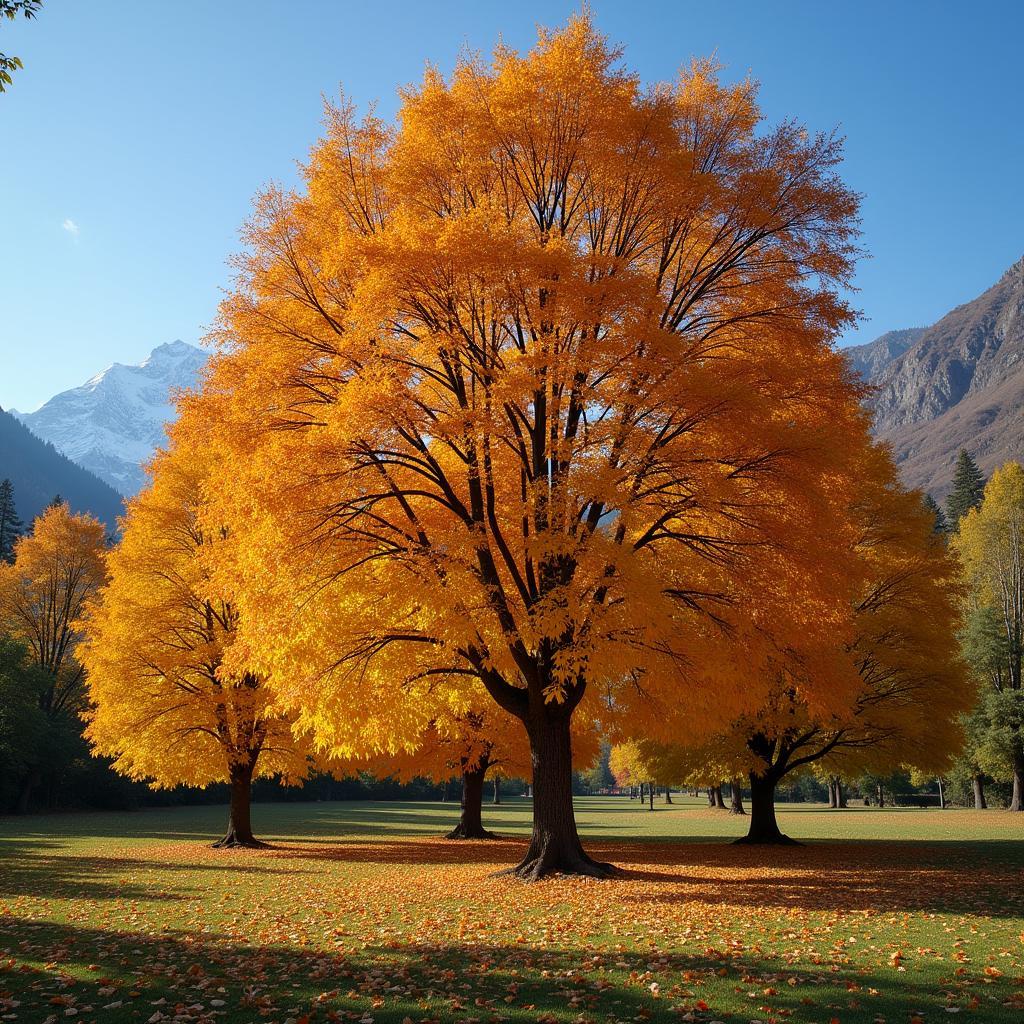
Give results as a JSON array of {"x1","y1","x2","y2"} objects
[{"x1": 14, "y1": 341, "x2": 208, "y2": 497}]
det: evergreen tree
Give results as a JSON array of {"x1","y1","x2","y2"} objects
[
  {"x1": 945, "y1": 449, "x2": 985, "y2": 530},
  {"x1": 923, "y1": 493, "x2": 947, "y2": 534},
  {"x1": 0, "y1": 478, "x2": 24, "y2": 563}
]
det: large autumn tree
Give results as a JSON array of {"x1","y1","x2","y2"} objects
[
  {"x1": 79, "y1": 438, "x2": 320, "y2": 848},
  {"x1": 198, "y1": 16, "x2": 871, "y2": 878},
  {"x1": 954, "y1": 462, "x2": 1024, "y2": 809}
]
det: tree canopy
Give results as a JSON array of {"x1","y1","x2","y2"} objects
[{"x1": 186, "y1": 14, "x2": 892, "y2": 877}]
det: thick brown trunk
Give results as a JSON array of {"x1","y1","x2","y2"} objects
[
  {"x1": 664, "y1": 786, "x2": 673, "y2": 804},
  {"x1": 493, "y1": 775, "x2": 501, "y2": 805},
  {"x1": 710, "y1": 784, "x2": 725, "y2": 809},
  {"x1": 729, "y1": 777, "x2": 745, "y2": 815},
  {"x1": 503, "y1": 710, "x2": 614, "y2": 880},
  {"x1": 647, "y1": 782, "x2": 655, "y2": 810},
  {"x1": 735, "y1": 770, "x2": 798, "y2": 845},
  {"x1": 212, "y1": 763, "x2": 264, "y2": 849},
  {"x1": 836, "y1": 778, "x2": 847, "y2": 808},
  {"x1": 828, "y1": 777, "x2": 838, "y2": 808},
  {"x1": 446, "y1": 763, "x2": 497, "y2": 839},
  {"x1": 973, "y1": 774, "x2": 987, "y2": 810},
  {"x1": 876, "y1": 782, "x2": 885, "y2": 809}
]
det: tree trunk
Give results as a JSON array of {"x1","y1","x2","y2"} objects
[
  {"x1": 836, "y1": 778, "x2": 847, "y2": 808},
  {"x1": 876, "y1": 782, "x2": 885, "y2": 809},
  {"x1": 504, "y1": 710, "x2": 613, "y2": 880},
  {"x1": 706, "y1": 787, "x2": 715, "y2": 807},
  {"x1": 973, "y1": 774, "x2": 987, "y2": 810},
  {"x1": 212, "y1": 762, "x2": 264, "y2": 848},
  {"x1": 1010, "y1": 749, "x2": 1024, "y2": 811},
  {"x1": 446, "y1": 762, "x2": 497, "y2": 839},
  {"x1": 828, "y1": 777, "x2": 838, "y2": 808},
  {"x1": 15, "y1": 768, "x2": 40, "y2": 815},
  {"x1": 492, "y1": 774, "x2": 501, "y2": 805},
  {"x1": 664, "y1": 786, "x2": 673, "y2": 804},
  {"x1": 647, "y1": 782, "x2": 655, "y2": 810},
  {"x1": 937, "y1": 777, "x2": 946, "y2": 810},
  {"x1": 729, "y1": 777, "x2": 745, "y2": 815},
  {"x1": 711, "y1": 784, "x2": 725, "y2": 809},
  {"x1": 735, "y1": 770, "x2": 798, "y2": 844}
]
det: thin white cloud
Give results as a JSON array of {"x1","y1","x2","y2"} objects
[{"x1": 62, "y1": 218, "x2": 80, "y2": 238}]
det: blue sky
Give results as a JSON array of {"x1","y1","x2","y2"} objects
[{"x1": 2, "y1": 0, "x2": 1022, "y2": 411}]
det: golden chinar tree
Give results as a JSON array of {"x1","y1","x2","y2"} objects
[
  {"x1": 79, "y1": 437, "x2": 320, "y2": 848},
  {"x1": 201, "y1": 16, "x2": 871, "y2": 878}
]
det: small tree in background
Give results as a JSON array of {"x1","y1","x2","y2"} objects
[
  {"x1": 945, "y1": 449, "x2": 986, "y2": 531},
  {"x1": 0, "y1": 502, "x2": 107, "y2": 810},
  {"x1": 628, "y1": 452, "x2": 970, "y2": 843},
  {"x1": 953, "y1": 462, "x2": 1024, "y2": 810},
  {"x1": 80, "y1": 444, "x2": 321, "y2": 848},
  {"x1": 0, "y1": 478, "x2": 25, "y2": 563},
  {"x1": 923, "y1": 493, "x2": 947, "y2": 535},
  {"x1": 337, "y1": 710, "x2": 533, "y2": 840}
]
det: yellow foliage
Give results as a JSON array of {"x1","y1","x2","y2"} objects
[
  {"x1": 79, "y1": 440, "x2": 318, "y2": 789},
  {"x1": 0, "y1": 502, "x2": 107, "y2": 714}
]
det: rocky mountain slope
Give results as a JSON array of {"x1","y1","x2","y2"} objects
[
  {"x1": 13, "y1": 340, "x2": 207, "y2": 496},
  {"x1": 843, "y1": 328, "x2": 926, "y2": 382},
  {"x1": 847, "y1": 256, "x2": 1024, "y2": 499}
]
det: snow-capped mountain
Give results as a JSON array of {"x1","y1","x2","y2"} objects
[{"x1": 13, "y1": 341, "x2": 208, "y2": 496}]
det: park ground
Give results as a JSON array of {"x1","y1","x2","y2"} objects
[{"x1": 1, "y1": 796, "x2": 1022, "y2": 1024}]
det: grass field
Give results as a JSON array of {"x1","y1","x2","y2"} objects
[{"x1": 2, "y1": 796, "x2": 1022, "y2": 1024}]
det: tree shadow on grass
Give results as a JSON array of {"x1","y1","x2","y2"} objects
[
  {"x1": 1, "y1": 915, "x2": 1020, "y2": 1024},
  {"x1": 0, "y1": 844, "x2": 315, "y2": 901},
  {"x1": 259, "y1": 837, "x2": 1024, "y2": 918}
]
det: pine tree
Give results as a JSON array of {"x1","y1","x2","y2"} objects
[
  {"x1": 923, "y1": 493, "x2": 947, "y2": 534},
  {"x1": 0, "y1": 478, "x2": 24, "y2": 563},
  {"x1": 945, "y1": 449, "x2": 986, "y2": 529}
]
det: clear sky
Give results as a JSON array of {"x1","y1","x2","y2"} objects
[{"x1": 2, "y1": 0, "x2": 1022, "y2": 411}]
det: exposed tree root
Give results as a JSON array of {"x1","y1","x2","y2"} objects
[
  {"x1": 444, "y1": 824, "x2": 499, "y2": 840},
  {"x1": 211, "y1": 833, "x2": 269, "y2": 849},
  {"x1": 733, "y1": 832, "x2": 801, "y2": 846},
  {"x1": 494, "y1": 841, "x2": 618, "y2": 881}
]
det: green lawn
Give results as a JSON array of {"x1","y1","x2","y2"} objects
[{"x1": 1, "y1": 796, "x2": 1022, "y2": 1024}]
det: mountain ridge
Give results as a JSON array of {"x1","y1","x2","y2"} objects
[
  {"x1": 13, "y1": 340, "x2": 207, "y2": 496},
  {"x1": 847, "y1": 254, "x2": 1024, "y2": 499}
]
